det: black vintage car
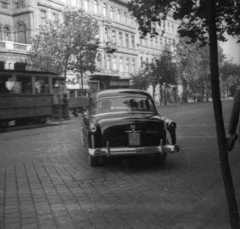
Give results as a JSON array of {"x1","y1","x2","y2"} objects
[{"x1": 81, "y1": 89, "x2": 180, "y2": 166}]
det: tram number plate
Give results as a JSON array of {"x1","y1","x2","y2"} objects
[{"x1": 129, "y1": 133, "x2": 140, "y2": 146}]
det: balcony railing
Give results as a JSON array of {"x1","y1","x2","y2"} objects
[{"x1": 0, "y1": 40, "x2": 31, "y2": 52}]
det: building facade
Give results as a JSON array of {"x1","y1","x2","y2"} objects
[{"x1": 0, "y1": 0, "x2": 179, "y2": 97}]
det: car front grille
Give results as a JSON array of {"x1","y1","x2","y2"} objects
[{"x1": 101, "y1": 131, "x2": 165, "y2": 148}]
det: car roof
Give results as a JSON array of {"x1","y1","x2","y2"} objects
[{"x1": 91, "y1": 89, "x2": 152, "y2": 101}]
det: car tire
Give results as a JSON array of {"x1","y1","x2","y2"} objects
[
  {"x1": 89, "y1": 155, "x2": 99, "y2": 167},
  {"x1": 154, "y1": 153, "x2": 167, "y2": 163}
]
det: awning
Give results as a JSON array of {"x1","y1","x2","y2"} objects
[
  {"x1": 67, "y1": 84, "x2": 89, "y2": 90},
  {"x1": 90, "y1": 73, "x2": 120, "y2": 81}
]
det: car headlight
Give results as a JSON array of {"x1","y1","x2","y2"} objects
[
  {"x1": 167, "y1": 122, "x2": 176, "y2": 130},
  {"x1": 90, "y1": 123, "x2": 97, "y2": 132}
]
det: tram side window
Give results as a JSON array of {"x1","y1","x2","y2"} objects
[
  {"x1": 0, "y1": 75, "x2": 12, "y2": 93},
  {"x1": 35, "y1": 77, "x2": 49, "y2": 94},
  {"x1": 16, "y1": 76, "x2": 32, "y2": 94}
]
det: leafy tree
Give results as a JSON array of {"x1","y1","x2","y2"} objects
[
  {"x1": 131, "y1": 69, "x2": 150, "y2": 90},
  {"x1": 131, "y1": 50, "x2": 177, "y2": 102},
  {"x1": 220, "y1": 60, "x2": 240, "y2": 97},
  {"x1": 129, "y1": 0, "x2": 240, "y2": 228},
  {"x1": 28, "y1": 7, "x2": 99, "y2": 84}
]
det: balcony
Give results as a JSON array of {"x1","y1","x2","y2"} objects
[{"x1": 0, "y1": 40, "x2": 31, "y2": 53}]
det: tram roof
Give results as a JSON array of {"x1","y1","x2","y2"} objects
[{"x1": 0, "y1": 69, "x2": 61, "y2": 77}]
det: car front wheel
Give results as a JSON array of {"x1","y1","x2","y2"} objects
[{"x1": 89, "y1": 155, "x2": 99, "y2": 167}]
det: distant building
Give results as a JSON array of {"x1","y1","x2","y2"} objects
[{"x1": 0, "y1": 0, "x2": 179, "y2": 99}]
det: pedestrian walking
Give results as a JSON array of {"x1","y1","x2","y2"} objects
[{"x1": 227, "y1": 88, "x2": 240, "y2": 152}]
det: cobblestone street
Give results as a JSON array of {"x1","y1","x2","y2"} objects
[{"x1": 0, "y1": 100, "x2": 240, "y2": 229}]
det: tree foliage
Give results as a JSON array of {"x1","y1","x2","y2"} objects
[
  {"x1": 131, "y1": 50, "x2": 177, "y2": 97},
  {"x1": 28, "y1": 7, "x2": 99, "y2": 78},
  {"x1": 129, "y1": 0, "x2": 240, "y2": 45}
]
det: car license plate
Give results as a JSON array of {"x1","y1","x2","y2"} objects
[{"x1": 129, "y1": 133, "x2": 140, "y2": 146}]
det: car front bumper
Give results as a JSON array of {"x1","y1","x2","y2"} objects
[{"x1": 88, "y1": 144, "x2": 180, "y2": 157}]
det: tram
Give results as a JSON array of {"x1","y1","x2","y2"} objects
[
  {"x1": 67, "y1": 73, "x2": 130, "y2": 117},
  {"x1": 0, "y1": 69, "x2": 66, "y2": 128}
]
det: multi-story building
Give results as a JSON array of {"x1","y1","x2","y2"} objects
[{"x1": 0, "y1": 0, "x2": 179, "y2": 97}]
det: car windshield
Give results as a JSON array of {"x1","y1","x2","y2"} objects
[{"x1": 92, "y1": 97, "x2": 157, "y2": 116}]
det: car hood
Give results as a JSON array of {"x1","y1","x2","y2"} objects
[{"x1": 93, "y1": 113, "x2": 166, "y2": 133}]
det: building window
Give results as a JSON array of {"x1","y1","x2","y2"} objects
[
  {"x1": 119, "y1": 31, "x2": 122, "y2": 46},
  {"x1": 126, "y1": 58, "x2": 129, "y2": 73},
  {"x1": 120, "y1": 57, "x2": 123, "y2": 72},
  {"x1": 155, "y1": 37, "x2": 158, "y2": 48},
  {"x1": 2, "y1": 0, "x2": 10, "y2": 9},
  {"x1": 103, "y1": 3, "x2": 107, "y2": 17},
  {"x1": 105, "y1": 27, "x2": 109, "y2": 42},
  {"x1": 125, "y1": 33, "x2": 129, "y2": 48},
  {"x1": 40, "y1": 10, "x2": 47, "y2": 24},
  {"x1": 17, "y1": 24, "x2": 27, "y2": 44},
  {"x1": 112, "y1": 30, "x2": 116, "y2": 43},
  {"x1": 106, "y1": 54, "x2": 110, "y2": 69},
  {"x1": 131, "y1": 35, "x2": 134, "y2": 49},
  {"x1": 52, "y1": 12, "x2": 58, "y2": 20},
  {"x1": 0, "y1": 27, "x2": 2, "y2": 40},
  {"x1": 160, "y1": 37, "x2": 163, "y2": 48},
  {"x1": 69, "y1": 0, "x2": 76, "y2": 7},
  {"x1": 150, "y1": 37, "x2": 153, "y2": 47},
  {"x1": 140, "y1": 57, "x2": 143, "y2": 68},
  {"x1": 4, "y1": 27, "x2": 10, "y2": 41},
  {"x1": 113, "y1": 56, "x2": 117, "y2": 70},
  {"x1": 116, "y1": 10, "x2": 120, "y2": 22},
  {"x1": 84, "y1": 0, "x2": 89, "y2": 11},
  {"x1": 93, "y1": 0, "x2": 98, "y2": 14},
  {"x1": 123, "y1": 12, "x2": 127, "y2": 24},
  {"x1": 110, "y1": 7, "x2": 113, "y2": 19},
  {"x1": 131, "y1": 59, "x2": 135, "y2": 73}
]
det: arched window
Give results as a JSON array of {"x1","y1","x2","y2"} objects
[
  {"x1": 4, "y1": 27, "x2": 10, "y2": 41},
  {"x1": 84, "y1": 0, "x2": 89, "y2": 11},
  {"x1": 93, "y1": 0, "x2": 98, "y2": 14},
  {"x1": 103, "y1": 3, "x2": 107, "y2": 17},
  {"x1": 116, "y1": 10, "x2": 120, "y2": 21},
  {"x1": 123, "y1": 12, "x2": 127, "y2": 24},
  {"x1": 17, "y1": 24, "x2": 27, "y2": 44},
  {"x1": 110, "y1": 7, "x2": 114, "y2": 19}
]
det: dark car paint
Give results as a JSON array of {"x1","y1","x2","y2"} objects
[{"x1": 82, "y1": 89, "x2": 175, "y2": 149}]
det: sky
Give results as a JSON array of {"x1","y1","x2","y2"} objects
[{"x1": 219, "y1": 35, "x2": 240, "y2": 65}]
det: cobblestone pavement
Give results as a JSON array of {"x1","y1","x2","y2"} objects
[{"x1": 0, "y1": 100, "x2": 239, "y2": 229}]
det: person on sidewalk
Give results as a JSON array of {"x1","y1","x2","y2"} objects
[{"x1": 227, "y1": 88, "x2": 240, "y2": 152}]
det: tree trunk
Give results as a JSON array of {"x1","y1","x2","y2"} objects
[
  {"x1": 81, "y1": 71, "x2": 84, "y2": 94},
  {"x1": 208, "y1": 0, "x2": 240, "y2": 228}
]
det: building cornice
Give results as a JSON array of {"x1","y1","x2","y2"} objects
[
  {"x1": 109, "y1": 0, "x2": 128, "y2": 7},
  {"x1": 37, "y1": 2, "x2": 63, "y2": 11}
]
